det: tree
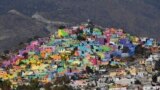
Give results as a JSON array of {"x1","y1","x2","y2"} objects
[
  {"x1": 0, "y1": 55, "x2": 8, "y2": 60},
  {"x1": 29, "y1": 79, "x2": 40, "y2": 90},
  {"x1": 134, "y1": 79, "x2": 142, "y2": 85},
  {"x1": 54, "y1": 75, "x2": 70, "y2": 85},
  {"x1": 59, "y1": 25, "x2": 66, "y2": 29},
  {"x1": 3, "y1": 50, "x2": 10, "y2": 55},
  {"x1": 86, "y1": 66, "x2": 93, "y2": 74},
  {"x1": 44, "y1": 82, "x2": 52, "y2": 90},
  {"x1": 135, "y1": 44, "x2": 143, "y2": 55},
  {"x1": 152, "y1": 75, "x2": 157, "y2": 83},
  {"x1": 33, "y1": 35, "x2": 40, "y2": 40},
  {"x1": 17, "y1": 85, "x2": 31, "y2": 90},
  {"x1": 0, "y1": 80, "x2": 11, "y2": 90},
  {"x1": 52, "y1": 75, "x2": 73, "y2": 90},
  {"x1": 52, "y1": 85, "x2": 73, "y2": 90},
  {"x1": 19, "y1": 42, "x2": 24, "y2": 46},
  {"x1": 27, "y1": 38, "x2": 33, "y2": 43},
  {"x1": 77, "y1": 35, "x2": 86, "y2": 41},
  {"x1": 18, "y1": 42, "x2": 25, "y2": 49}
]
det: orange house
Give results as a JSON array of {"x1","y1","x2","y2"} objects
[
  {"x1": 109, "y1": 28, "x2": 117, "y2": 34},
  {"x1": 150, "y1": 46, "x2": 159, "y2": 53},
  {"x1": 40, "y1": 50, "x2": 46, "y2": 59},
  {"x1": 51, "y1": 54, "x2": 61, "y2": 61},
  {"x1": 13, "y1": 66, "x2": 22, "y2": 72},
  {"x1": 43, "y1": 48, "x2": 53, "y2": 53},
  {"x1": 0, "y1": 71, "x2": 8, "y2": 78}
]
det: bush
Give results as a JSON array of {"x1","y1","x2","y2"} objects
[{"x1": 27, "y1": 38, "x2": 33, "y2": 43}]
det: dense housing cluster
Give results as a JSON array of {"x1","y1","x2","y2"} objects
[{"x1": 0, "y1": 22, "x2": 160, "y2": 90}]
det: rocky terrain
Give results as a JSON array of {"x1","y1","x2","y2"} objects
[
  {"x1": 0, "y1": 10, "x2": 50, "y2": 51},
  {"x1": 0, "y1": 0, "x2": 160, "y2": 51}
]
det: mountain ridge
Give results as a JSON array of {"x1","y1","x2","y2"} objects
[{"x1": 0, "y1": 10, "x2": 49, "y2": 51}]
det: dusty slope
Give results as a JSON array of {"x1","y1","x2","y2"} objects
[
  {"x1": 0, "y1": 0, "x2": 160, "y2": 51},
  {"x1": 0, "y1": 10, "x2": 49, "y2": 51},
  {"x1": 0, "y1": 0, "x2": 160, "y2": 39}
]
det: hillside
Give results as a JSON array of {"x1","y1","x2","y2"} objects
[
  {"x1": 0, "y1": 0, "x2": 160, "y2": 51},
  {"x1": 0, "y1": 10, "x2": 49, "y2": 51}
]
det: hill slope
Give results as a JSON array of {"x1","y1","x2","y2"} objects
[
  {"x1": 0, "y1": 0, "x2": 160, "y2": 39},
  {"x1": 0, "y1": 10, "x2": 49, "y2": 51},
  {"x1": 0, "y1": 0, "x2": 160, "y2": 51}
]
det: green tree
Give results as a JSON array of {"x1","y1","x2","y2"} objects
[{"x1": 52, "y1": 75, "x2": 73, "y2": 90}]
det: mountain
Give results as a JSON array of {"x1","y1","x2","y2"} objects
[
  {"x1": 0, "y1": 0, "x2": 160, "y2": 51},
  {"x1": 0, "y1": 10, "x2": 49, "y2": 51}
]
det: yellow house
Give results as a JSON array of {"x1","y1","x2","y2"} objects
[
  {"x1": 31, "y1": 64, "x2": 49, "y2": 70},
  {"x1": 109, "y1": 72, "x2": 117, "y2": 77},
  {"x1": 139, "y1": 59, "x2": 145, "y2": 65},
  {"x1": 15, "y1": 59, "x2": 21, "y2": 65},
  {"x1": 10, "y1": 80, "x2": 18, "y2": 86},
  {"x1": 0, "y1": 71, "x2": 8, "y2": 78},
  {"x1": 131, "y1": 36, "x2": 139, "y2": 45},
  {"x1": 31, "y1": 64, "x2": 39, "y2": 70},
  {"x1": 116, "y1": 69, "x2": 127, "y2": 76},
  {"x1": 7, "y1": 74, "x2": 14, "y2": 79},
  {"x1": 50, "y1": 54, "x2": 61, "y2": 61},
  {"x1": 29, "y1": 58, "x2": 37, "y2": 64},
  {"x1": 146, "y1": 65, "x2": 152, "y2": 73},
  {"x1": 128, "y1": 67, "x2": 137, "y2": 76},
  {"x1": 101, "y1": 61, "x2": 109, "y2": 65}
]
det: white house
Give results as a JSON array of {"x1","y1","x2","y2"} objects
[{"x1": 115, "y1": 78, "x2": 135, "y2": 86}]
